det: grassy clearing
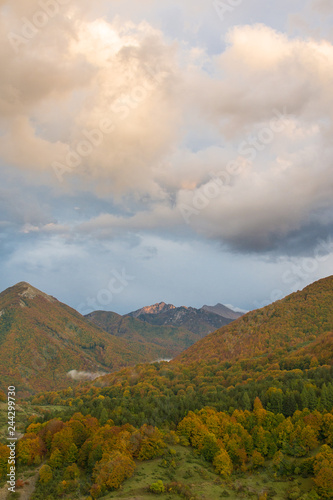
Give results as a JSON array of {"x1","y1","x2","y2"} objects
[
  {"x1": 0, "y1": 440, "x2": 316, "y2": 499},
  {"x1": 0, "y1": 402, "x2": 38, "y2": 442},
  {"x1": 0, "y1": 402, "x2": 70, "y2": 444},
  {"x1": 103, "y1": 445, "x2": 314, "y2": 500}
]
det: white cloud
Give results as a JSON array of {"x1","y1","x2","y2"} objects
[
  {"x1": 0, "y1": 4, "x2": 332, "y2": 257},
  {"x1": 67, "y1": 370, "x2": 107, "y2": 381}
]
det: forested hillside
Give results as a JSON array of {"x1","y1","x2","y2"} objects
[
  {"x1": 1, "y1": 276, "x2": 332, "y2": 498},
  {"x1": 0, "y1": 283, "x2": 148, "y2": 395},
  {"x1": 176, "y1": 275, "x2": 333, "y2": 365}
]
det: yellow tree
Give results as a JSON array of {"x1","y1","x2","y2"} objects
[
  {"x1": 0, "y1": 444, "x2": 10, "y2": 479},
  {"x1": 133, "y1": 425, "x2": 166, "y2": 460},
  {"x1": 213, "y1": 448, "x2": 233, "y2": 478},
  {"x1": 253, "y1": 397, "x2": 267, "y2": 424},
  {"x1": 17, "y1": 434, "x2": 45, "y2": 465},
  {"x1": 39, "y1": 464, "x2": 53, "y2": 484},
  {"x1": 313, "y1": 445, "x2": 333, "y2": 498},
  {"x1": 92, "y1": 451, "x2": 135, "y2": 494},
  {"x1": 252, "y1": 450, "x2": 265, "y2": 469}
]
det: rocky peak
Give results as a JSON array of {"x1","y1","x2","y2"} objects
[
  {"x1": 129, "y1": 302, "x2": 176, "y2": 318},
  {"x1": 15, "y1": 282, "x2": 56, "y2": 303}
]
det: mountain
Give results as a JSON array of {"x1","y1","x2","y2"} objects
[
  {"x1": 85, "y1": 276, "x2": 333, "y2": 423},
  {"x1": 18, "y1": 275, "x2": 333, "y2": 499},
  {"x1": 129, "y1": 302, "x2": 176, "y2": 318},
  {"x1": 201, "y1": 303, "x2": 243, "y2": 320},
  {"x1": 127, "y1": 302, "x2": 236, "y2": 335},
  {"x1": 0, "y1": 282, "x2": 149, "y2": 395},
  {"x1": 175, "y1": 275, "x2": 333, "y2": 365},
  {"x1": 86, "y1": 301, "x2": 243, "y2": 361},
  {"x1": 85, "y1": 310, "x2": 203, "y2": 359}
]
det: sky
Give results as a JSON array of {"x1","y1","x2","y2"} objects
[{"x1": 0, "y1": 0, "x2": 332, "y2": 315}]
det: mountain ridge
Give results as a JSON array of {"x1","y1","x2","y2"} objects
[
  {"x1": 202, "y1": 302, "x2": 243, "y2": 319},
  {"x1": 129, "y1": 302, "x2": 176, "y2": 317},
  {"x1": 127, "y1": 302, "x2": 240, "y2": 335},
  {"x1": 85, "y1": 310, "x2": 202, "y2": 360},
  {"x1": 174, "y1": 275, "x2": 333, "y2": 366},
  {"x1": 0, "y1": 282, "x2": 148, "y2": 394}
]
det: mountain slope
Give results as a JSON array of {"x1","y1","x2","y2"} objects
[
  {"x1": 85, "y1": 310, "x2": 202, "y2": 359},
  {"x1": 0, "y1": 282, "x2": 148, "y2": 394},
  {"x1": 127, "y1": 302, "x2": 234, "y2": 335},
  {"x1": 175, "y1": 275, "x2": 333, "y2": 365}
]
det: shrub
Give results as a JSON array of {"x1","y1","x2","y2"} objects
[{"x1": 150, "y1": 480, "x2": 165, "y2": 493}]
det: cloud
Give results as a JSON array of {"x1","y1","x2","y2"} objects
[
  {"x1": 194, "y1": 24, "x2": 333, "y2": 135},
  {"x1": 311, "y1": 0, "x2": 333, "y2": 14},
  {"x1": 0, "y1": 7, "x2": 183, "y2": 196},
  {"x1": 67, "y1": 369, "x2": 107, "y2": 381},
  {"x1": 0, "y1": 4, "x2": 332, "y2": 257}
]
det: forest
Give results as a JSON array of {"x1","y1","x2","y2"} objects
[{"x1": 1, "y1": 399, "x2": 333, "y2": 498}]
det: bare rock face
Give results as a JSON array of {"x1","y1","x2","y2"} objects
[
  {"x1": 129, "y1": 302, "x2": 176, "y2": 318},
  {"x1": 17, "y1": 282, "x2": 56, "y2": 303}
]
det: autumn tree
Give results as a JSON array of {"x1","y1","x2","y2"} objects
[
  {"x1": 213, "y1": 448, "x2": 233, "y2": 478},
  {"x1": 49, "y1": 448, "x2": 63, "y2": 469},
  {"x1": 39, "y1": 464, "x2": 53, "y2": 484},
  {"x1": 252, "y1": 450, "x2": 265, "y2": 469},
  {"x1": 91, "y1": 451, "x2": 135, "y2": 495},
  {"x1": 132, "y1": 425, "x2": 166, "y2": 460},
  {"x1": 313, "y1": 445, "x2": 333, "y2": 498},
  {"x1": 17, "y1": 434, "x2": 46, "y2": 465},
  {"x1": 0, "y1": 444, "x2": 9, "y2": 479}
]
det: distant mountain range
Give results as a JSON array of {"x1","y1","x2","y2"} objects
[
  {"x1": 85, "y1": 310, "x2": 203, "y2": 360},
  {"x1": 85, "y1": 302, "x2": 243, "y2": 361},
  {"x1": 126, "y1": 301, "x2": 242, "y2": 335},
  {"x1": 201, "y1": 303, "x2": 244, "y2": 320},
  {"x1": 0, "y1": 282, "x2": 242, "y2": 394}
]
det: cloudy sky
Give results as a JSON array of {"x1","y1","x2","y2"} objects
[{"x1": 0, "y1": 0, "x2": 332, "y2": 314}]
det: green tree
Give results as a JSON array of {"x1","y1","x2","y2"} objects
[
  {"x1": 49, "y1": 448, "x2": 63, "y2": 469},
  {"x1": 201, "y1": 433, "x2": 220, "y2": 462},
  {"x1": 242, "y1": 392, "x2": 251, "y2": 411}
]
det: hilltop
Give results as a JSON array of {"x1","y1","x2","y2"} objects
[{"x1": 0, "y1": 282, "x2": 148, "y2": 394}]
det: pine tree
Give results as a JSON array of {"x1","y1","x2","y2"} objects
[
  {"x1": 283, "y1": 391, "x2": 297, "y2": 417},
  {"x1": 321, "y1": 384, "x2": 329, "y2": 410},
  {"x1": 99, "y1": 408, "x2": 109, "y2": 426},
  {"x1": 242, "y1": 392, "x2": 251, "y2": 411}
]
